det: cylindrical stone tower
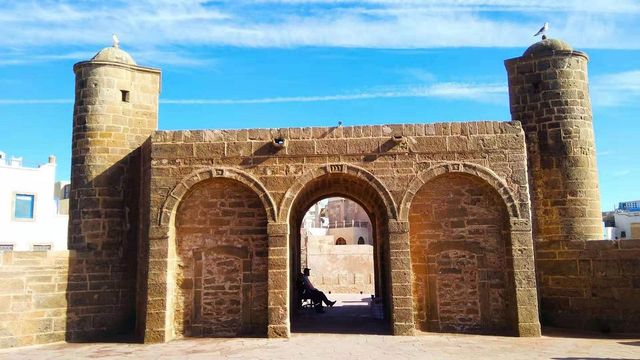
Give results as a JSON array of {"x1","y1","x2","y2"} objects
[
  {"x1": 67, "y1": 44, "x2": 161, "y2": 339},
  {"x1": 70, "y1": 45, "x2": 161, "y2": 250},
  {"x1": 505, "y1": 38, "x2": 602, "y2": 241}
]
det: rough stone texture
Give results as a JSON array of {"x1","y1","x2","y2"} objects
[
  {"x1": 536, "y1": 239, "x2": 640, "y2": 333},
  {"x1": 305, "y1": 241, "x2": 375, "y2": 294},
  {"x1": 67, "y1": 57, "x2": 161, "y2": 341},
  {"x1": 6, "y1": 40, "x2": 639, "y2": 351},
  {"x1": 174, "y1": 178, "x2": 268, "y2": 337},
  {"x1": 409, "y1": 173, "x2": 516, "y2": 334},
  {"x1": 0, "y1": 252, "x2": 68, "y2": 348},
  {"x1": 505, "y1": 46, "x2": 603, "y2": 242},
  {"x1": 142, "y1": 121, "x2": 539, "y2": 341}
]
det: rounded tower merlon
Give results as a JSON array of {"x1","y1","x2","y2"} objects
[
  {"x1": 505, "y1": 38, "x2": 602, "y2": 242},
  {"x1": 69, "y1": 43, "x2": 161, "y2": 250}
]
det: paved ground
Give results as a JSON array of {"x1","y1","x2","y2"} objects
[{"x1": 1, "y1": 294, "x2": 638, "y2": 360}]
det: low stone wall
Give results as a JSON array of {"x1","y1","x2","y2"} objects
[
  {"x1": 0, "y1": 251, "x2": 69, "y2": 348},
  {"x1": 307, "y1": 244, "x2": 375, "y2": 294},
  {"x1": 536, "y1": 239, "x2": 640, "y2": 333}
]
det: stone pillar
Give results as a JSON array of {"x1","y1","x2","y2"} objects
[
  {"x1": 267, "y1": 222, "x2": 290, "y2": 338},
  {"x1": 388, "y1": 220, "x2": 415, "y2": 335},
  {"x1": 505, "y1": 38, "x2": 603, "y2": 242},
  {"x1": 509, "y1": 219, "x2": 542, "y2": 337}
]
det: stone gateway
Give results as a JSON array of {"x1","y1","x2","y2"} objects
[{"x1": 1, "y1": 38, "x2": 639, "y2": 349}]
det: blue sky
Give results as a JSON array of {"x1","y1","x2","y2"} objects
[{"x1": 0, "y1": 0, "x2": 638, "y2": 210}]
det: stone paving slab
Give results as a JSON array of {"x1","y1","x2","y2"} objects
[{"x1": 1, "y1": 331, "x2": 639, "y2": 360}]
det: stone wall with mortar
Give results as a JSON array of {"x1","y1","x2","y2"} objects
[
  {"x1": 409, "y1": 172, "x2": 516, "y2": 334},
  {"x1": 174, "y1": 178, "x2": 268, "y2": 337},
  {"x1": 305, "y1": 242, "x2": 375, "y2": 294},
  {"x1": 505, "y1": 44, "x2": 602, "y2": 242},
  {"x1": 536, "y1": 239, "x2": 640, "y2": 333},
  {"x1": 0, "y1": 252, "x2": 68, "y2": 348},
  {"x1": 142, "y1": 121, "x2": 541, "y2": 341},
  {"x1": 68, "y1": 58, "x2": 160, "y2": 341}
]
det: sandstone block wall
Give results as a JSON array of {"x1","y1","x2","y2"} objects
[
  {"x1": 306, "y1": 243, "x2": 375, "y2": 294},
  {"x1": 142, "y1": 121, "x2": 540, "y2": 340},
  {"x1": 536, "y1": 239, "x2": 640, "y2": 333},
  {"x1": 506, "y1": 50, "x2": 602, "y2": 241},
  {"x1": 409, "y1": 172, "x2": 515, "y2": 334},
  {"x1": 175, "y1": 178, "x2": 268, "y2": 337},
  {"x1": 0, "y1": 252, "x2": 68, "y2": 348},
  {"x1": 69, "y1": 60, "x2": 161, "y2": 341}
]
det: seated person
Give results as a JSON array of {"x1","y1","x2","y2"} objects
[{"x1": 300, "y1": 267, "x2": 336, "y2": 313}]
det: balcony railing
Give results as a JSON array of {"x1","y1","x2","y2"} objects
[{"x1": 328, "y1": 220, "x2": 369, "y2": 229}]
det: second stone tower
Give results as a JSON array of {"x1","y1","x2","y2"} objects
[{"x1": 505, "y1": 38, "x2": 603, "y2": 242}]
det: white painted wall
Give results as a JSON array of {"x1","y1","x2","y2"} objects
[
  {"x1": 328, "y1": 226, "x2": 371, "y2": 245},
  {"x1": 613, "y1": 212, "x2": 640, "y2": 239},
  {"x1": 0, "y1": 155, "x2": 68, "y2": 251}
]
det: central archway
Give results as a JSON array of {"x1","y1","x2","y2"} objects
[{"x1": 280, "y1": 165, "x2": 398, "y2": 334}]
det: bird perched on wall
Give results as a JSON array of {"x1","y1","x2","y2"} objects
[
  {"x1": 534, "y1": 22, "x2": 548, "y2": 39},
  {"x1": 112, "y1": 34, "x2": 120, "y2": 48}
]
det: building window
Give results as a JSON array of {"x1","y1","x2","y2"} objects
[
  {"x1": 14, "y1": 193, "x2": 35, "y2": 220},
  {"x1": 33, "y1": 244, "x2": 52, "y2": 251},
  {"x1": 0, "y1": 244, "x2": 14, "y2": 251},
  {"x1": 335, "y1": 238, "x2": 346, "y2": 245},
  {"x1": 62, "y1": 184, "x2": 71, "y2": 199},
  {"x1": 121, "y1": 90, "x2": 130, "y2": 102},
  {"x1": 358, "y1": 237, "x2": 365, "y2": 245},
  {"x1": 621, "y1": 231, "x2": 627, "y2": 238}
]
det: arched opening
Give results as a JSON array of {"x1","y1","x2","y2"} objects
[
  {"x1": 288, "y1": 173, "x2": 392, "y2": 334},
  {"x1": 408, "y1": 172, "x2": 517, "y2": 335},
  {"x1": 173, "y1": 178, "x2": 268, "y2": 337},
  {"x1": 358, "y1": 237, "x2": 366, "y2": 245}
]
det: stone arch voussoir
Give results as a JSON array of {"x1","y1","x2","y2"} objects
[
  {"x1": 399, "y1": 162, "x2": 521, "y2": 221},
  {"x1": 278, "y1": 163, "x2": 398, "y2": 222},
  {"x1": 160, "y1": 167, "x2": 277, "y2": 226}
]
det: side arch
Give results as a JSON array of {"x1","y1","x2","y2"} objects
[
  {"x1": 399, "y1": 162, "x2": 521, "y2": 222},
  {"x1": 278, "y1": 163, "x2": 398, "y2": 222},
  {"x1": 159, "y1": 167, "x2": 278, "y2": 225}
]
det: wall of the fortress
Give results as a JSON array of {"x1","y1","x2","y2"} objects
[
  {"x1": 409, "y1": 172, "x2": 515, "y2": 334},
  {"x1": 535, "y1": 239, "x2": 640, "y2": 333},
  {"x1": 142, "y1": 122, "x2": 540, "y2": 339},
  {"x1": 174, "y1": 178, "x2": 268, "y2": 337},
  {"x1": 305, "y1": 242, "x2": 375, "y2": 294},
  {"x1": 0, "y1": 252, "x2": 68, "y2": 348}
]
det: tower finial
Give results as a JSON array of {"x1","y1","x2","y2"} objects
[{"x1": 112, "y1": 34, "x2": 120, "y2": 49}]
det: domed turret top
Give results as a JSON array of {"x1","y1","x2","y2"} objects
[
  {"x1": 90, "y1": 35, "x2": 136, "y2": 65},
  {"x1": 523, "y1": 37, "x2": 573, "y2": 57},
  {"x1": 91, "y1": 46, "x2": 136, "y2": 65}
]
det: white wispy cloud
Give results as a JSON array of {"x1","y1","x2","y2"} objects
[
  {"x1": 161, "y1": 82, "x2": 506, "y2": 104},
  {"x1": 0, "y1": 1, "x2": 638, "y2": 67},
  {"x1": 0, "y1": 81, "x2": 506, "y2": 105},
  {"x1": 592, "y1": 70, "x2": 640, "y2": 107},
  {"x1": 0, "y1": 99, "x2": 72, "y2": 105}
]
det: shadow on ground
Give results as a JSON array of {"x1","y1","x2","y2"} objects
[{"x1": 292, "y1": 295, "x2": 390, "y2": 335}]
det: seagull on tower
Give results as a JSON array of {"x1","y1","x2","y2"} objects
[
  {"x1": 112, "y1": 34, "x2": 120, "y2": 48},
  {"x1": 534, "y1": 22, "x2": 548, "y2": 37}
]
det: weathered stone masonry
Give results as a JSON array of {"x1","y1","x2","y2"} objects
[
  {"x1": 144, "y1": 121, "x2": 539, "y2": 340},
  {"x1": 1, "y1": 38, "x2": 640, "y2": 349}
]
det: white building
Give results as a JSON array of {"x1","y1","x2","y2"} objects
[
  {"x1": 603, "y1": 200, "x2": 640, "y2": 240},
  {"x1": 0, "y1": 152, "x2": 69, "y2": 251},
  {"x1": 613, "y1": 211, "x2": 640, "y2": 240}
]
